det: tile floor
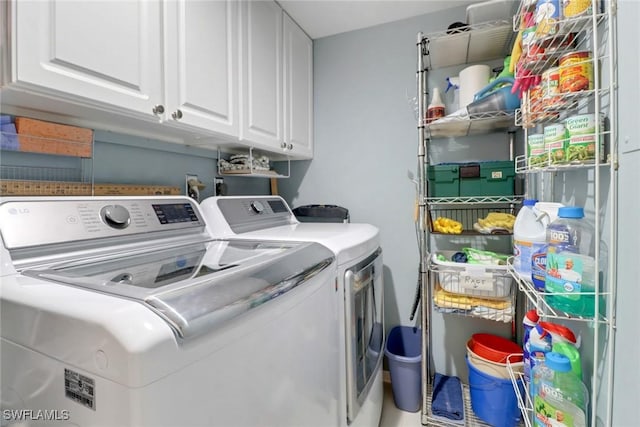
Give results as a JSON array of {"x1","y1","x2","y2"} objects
[{"x1": 379, "y1": 379, "x2": 422, "y2": 427}]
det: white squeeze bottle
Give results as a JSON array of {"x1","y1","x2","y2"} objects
[{"x1": 513, "y1": 199, "x2": 547, "y2": 276}]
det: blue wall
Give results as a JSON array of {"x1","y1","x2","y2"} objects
[{"x1": 280, "y1": 2, "x2": 639, "y2": 424}]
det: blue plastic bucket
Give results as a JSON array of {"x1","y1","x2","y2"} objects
[
  {"x1": 466, "y1": 356, "x2": 522, "y2": 427},
  {"x1": 384, "y1": 326, "x2": 422, "y2": 412}
]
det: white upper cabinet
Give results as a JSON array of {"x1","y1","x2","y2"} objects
[
  {"x1": 239, "y1": 1, "x2": 314, "y2": 159},
  {"x1": 5, "y1": 0, "x2": 312, "y2": 158},
  {"x1": 12, "y1": 0, "x2": 164, "y2": 119},
  {"x1": 283, "y1": 13, "x2": 313, "y2": 159},
  {"x1": 163, "y1": 0, "x2": 239, "y2": 136},
  {"x1": 239, "y1": 0, "x2": 283, "y2": 150}
]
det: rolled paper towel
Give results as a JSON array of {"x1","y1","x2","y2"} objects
[{"x1": 459, "y1": 64, "x2": 491, "y2": 108}]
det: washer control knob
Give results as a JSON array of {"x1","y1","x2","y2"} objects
[
  {"x1": 100, "y1": 205, "x2": 131, "y2": 229},
  {"x1": 250, "y1": 201, "x2": 265, "y2": 214}
]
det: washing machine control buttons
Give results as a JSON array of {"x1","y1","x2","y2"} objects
[
  {"x1": 100, "y1": 205, "x2": 131, "y2": 229},
  {"x1": 250, "y1": 201, "x2": 265, "y2": 214}
]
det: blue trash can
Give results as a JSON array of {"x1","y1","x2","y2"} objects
[{"x1": 384, "y1": 326, "x2": 422, "y2": 412}]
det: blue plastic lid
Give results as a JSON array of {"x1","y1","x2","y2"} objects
[
  {"x1": 558, "y1": 207, "x2": 584, "y2": 219},
  {"x1": 523, "y1": 199, "x2": 538, "y2": 206},
  {"x1": 545, "y1": 352, "x2": 572, "y2": 372}
]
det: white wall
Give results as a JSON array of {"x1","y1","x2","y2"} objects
[{"x1": 279, "y1": 5, "x2": 514, "y2": 381}]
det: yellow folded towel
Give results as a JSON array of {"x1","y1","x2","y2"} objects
[{"x1": 434, "y1": 284, "x2": 511, "y2": 310}]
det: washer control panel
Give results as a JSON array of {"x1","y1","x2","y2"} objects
[
  {"x1": 0, "y1": 197, "x2": 204, "y2": 249},
  {"x1": 100, "y1": 205, "x2": 131, "y2": 229}
]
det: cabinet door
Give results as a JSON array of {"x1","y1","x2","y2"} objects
[
  {"x1": 164, "y1": 0, "x2": 239, "y2": 137},
  {"x1": 239, "y1": 0, "x2": 283, "y2": 150},
  {"x1": 12, "y1": 0, "x2": 163, "y2": 118},
  {"x1": 283, "y1": 14, "x2": 313, "y2": 159}
]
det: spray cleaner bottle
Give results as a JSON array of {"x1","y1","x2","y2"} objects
[{"x1": 426, "y1": 87, "x2": 445, "y2": 123}]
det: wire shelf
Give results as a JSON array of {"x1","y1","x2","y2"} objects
[
  {"x1": 507, "y1": 359, "x2": 534, "y2": 427},
  {"x1": 217, "y1": 147, "x2": 290, "y2": 178},
  {"x1": 424, "y1": 111, "x2": 516, "y2": 138},
  {"x1": 506, "y1": 258, "x2": 611, "y2": 325},
  {"x1": 427, "y1": 206, "x2": 518, "y2": 235},
  {"x1": 514, "y1": 154, "x2": 611, "y2": 174},
  {"x1": 430, "y1": 252, "x2": 515, "y2": 323},
  {"x1": 422, "y1": 20, "x2": 514, "y2": 70},
  {"x1": 516, "y1": 87, "x2": 610, "y2": 128},
  {"x1": 0, "y1": 165, "x2": 86, "y2": 182},
  {"x1": 514, "y1": 14, "x2": 607, "y2": 74},
  {"x1": 422, "y1": 381, "x2": 497, "y2": 427},
  {"x1": 426, "y1": 195, "x2": 523, "y2": 205}
]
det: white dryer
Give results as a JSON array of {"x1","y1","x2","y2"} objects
[
  {"x1": 200, "y1": 196, "x2": 384, "y2": 427},
  {"x1": 0, "y1": 196, "x2": 341, "y2": 427}
]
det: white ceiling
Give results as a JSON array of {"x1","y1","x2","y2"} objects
[{"x1": 278, "y1": 0, "x2": 487, "y2": 39}]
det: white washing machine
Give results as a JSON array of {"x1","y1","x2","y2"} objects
[
  {"x1": 200, "y1": 196, "x2": 384, "y2": 427},
  {"x1": 0, "y1": 196, "x2": 341, "y2": 427}
]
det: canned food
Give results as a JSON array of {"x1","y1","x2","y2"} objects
[
  {"x1": 559, "y1": 51, "x2": 594, "y2": 93},
  {"x1": 544, "y1": 123, "x2": 568, "y2": 164},
  {"x1": 563, "y1": 0, "x2": 592, "y2": 18},
  {"x1": 565, "y1": 113, "x2": 606, "y2": 163},
  {"x1": 528, "y1": 133, "x2": 547, "y2": 168},
  {"x1": 524, "y1": 85, "x2": 543, "y2": 125},
  {"x1": 542, "y1": 67, "x2": 561, "y2": 104}
]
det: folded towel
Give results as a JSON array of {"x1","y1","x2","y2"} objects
[
  {"x1": 431, "y1": 373, "x2": 465, "y2": 422},
  {"x1": 434, "y1": 284, "x2": 512, "y2": 310}
]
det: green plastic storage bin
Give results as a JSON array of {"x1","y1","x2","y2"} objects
[
  {"x1": 427, "y1": 164, "x2": 459, "y2": 197},
  {"x1": 459, "y1": 161, "x2": 515, "y2": 197}
]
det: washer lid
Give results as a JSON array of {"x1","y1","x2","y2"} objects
[{"x1": 23, "y1": 239, "x2": 334, "y2": 339}]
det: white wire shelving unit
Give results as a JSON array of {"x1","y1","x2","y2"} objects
[{"x1": 509, "y1": 0, "x2": 618, "y2": 426}]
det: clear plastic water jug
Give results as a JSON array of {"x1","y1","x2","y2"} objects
[
  {"x1": 545, "y1": 207, "x2": 602, "y2": 317},
  {"x1": 531, "y1": 352, "x2": 588, "y2": 427}
]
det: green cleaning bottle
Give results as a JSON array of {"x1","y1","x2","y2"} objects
[{"x1": 532, "y1": 352, "x2": 588, "y2": 427}]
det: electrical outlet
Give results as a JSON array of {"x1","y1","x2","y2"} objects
[
  {"x1": 185, "y1": 174, "x2": 199, "y2": 200},
  {"x1": 214, "y1": 177, "x2": 225, "y2": 196}
]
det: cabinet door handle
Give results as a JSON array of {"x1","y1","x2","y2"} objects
[
  {"x1": 172, "y1": 110, "x2": 183, "y2": 120},
  {"x1": 287, "y1": 143, "x2": 293, "y2": 150},
  {"x1": 152, "y1": 105, "x2": 165, "y2": 115},
  {"x1": 280, "y1": 142, "x2": 287, "y2": 149}
]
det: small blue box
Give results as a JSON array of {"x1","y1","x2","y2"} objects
[
  {"x1": 1, "y1": 123, "x2": 19, "y2": 150},
  {"x1": 0, "y1": 115, "x2": 13, "y2": 125}
]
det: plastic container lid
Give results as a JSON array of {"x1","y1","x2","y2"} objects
[
  {"x1": 468, "y1": 333, "x2": 523, "y2": 363},
  {"x1": 523, "y1": 199, "x2": 539, "y2": 206},
  {"x1": 545, "y1": 352, "x2": 572, "y2": 372},
  {"x1": 524, "y1": 309, "x2": 540, "y2": 326},
  {"x1": 539, "y1": 321, "x2": 578, "y2": 345},
  {"x1": 558, "y1": 206, "x2": 584, "y2": 218}
]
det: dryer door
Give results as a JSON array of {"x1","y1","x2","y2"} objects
[{"x1": 344, "y1": 248, "x2": 383, "y2": 424}]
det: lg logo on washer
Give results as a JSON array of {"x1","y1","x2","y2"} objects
[{"x1": 7, "y1": 207, "x2": 29, "y2": 215}]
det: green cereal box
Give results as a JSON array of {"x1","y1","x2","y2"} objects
[
  {"x1": 527, "y1": 133, "x2": 547, "y2": 168},
  {"x1": 565, "y1": 113, "x2": 605, "y2": 163},
  {"x1": 544, "y1": 123, "x2": 568, "y2": 165}
]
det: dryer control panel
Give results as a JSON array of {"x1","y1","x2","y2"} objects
[
  {"x1": 0, "y1": 197, "x2": 205, "y2": 250},
  {"x1": 213, "y1": 196, "x2": 294, "y2": 234}
]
